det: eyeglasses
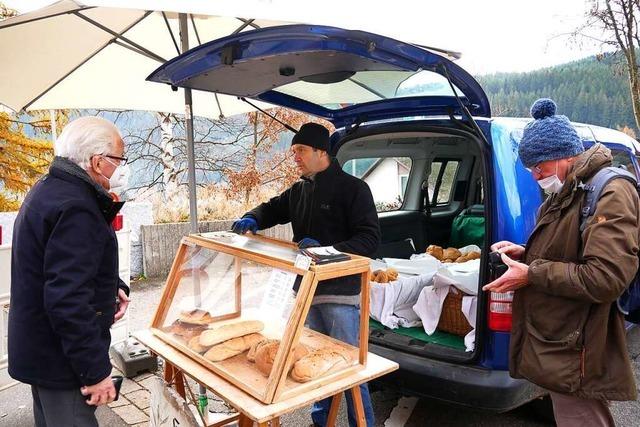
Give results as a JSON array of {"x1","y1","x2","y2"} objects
[
  {"x1": 103, "y1": 154, "x2": 128, "y2": 166},
  {"x1": 525, "y1": 164, "x2": 543, "y2": 174}
]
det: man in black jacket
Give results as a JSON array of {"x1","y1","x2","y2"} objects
[
  {"x1": 232, "y1": 123, "x2": 380, "y2": 427},
  {"x1": 9, "y1": 116, "x2": 130, "y2": 426}
]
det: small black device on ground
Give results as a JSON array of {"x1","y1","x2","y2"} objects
[{"x1": 109, "y1": 337, "x2": 158, "y2": 378}]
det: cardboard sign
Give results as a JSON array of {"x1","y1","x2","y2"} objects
[{"x1": 149, "y1": 377, "x2": 199, "y2": 427}]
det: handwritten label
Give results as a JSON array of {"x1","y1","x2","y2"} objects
[{"x1": 294, "y1": 254, "x2": 312, "y2": 271}]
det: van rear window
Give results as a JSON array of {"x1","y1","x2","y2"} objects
[{"x1": 343, "y1": 157, "x2": 412, "y2": 212}]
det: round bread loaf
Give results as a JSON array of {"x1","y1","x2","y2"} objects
[{"x1": 426, "y1": 245, "x2": 444, "y2": 260}]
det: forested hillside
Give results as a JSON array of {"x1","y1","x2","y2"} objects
[{"x1": 476, "y1": 54, "x2": 636, "y2": 132}]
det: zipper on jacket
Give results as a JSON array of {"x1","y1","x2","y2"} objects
[
  {"x1": 306, "y1": 180, "x2": 316, "y2": 236},
  {"x1": 580, "y1": 346, "x2": 586, "y2": 380}
]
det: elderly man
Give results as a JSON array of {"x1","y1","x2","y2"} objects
[
  {"x1": 9, "y1": 116, "x2": 131, "y2": 426},
  {"x1": 484, "y1": 99, "x2": 639, "y2": 426},
  {"x1": 232, "y1": 122, "x2": 380, "y2": 427}
]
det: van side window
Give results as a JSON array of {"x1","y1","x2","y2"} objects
[
  {"x1": 342, "y1": 157, "x2": 412, "y2": 212},
  {"x1": 429, "y1": 159, "x2": 459, "y2": 206}
]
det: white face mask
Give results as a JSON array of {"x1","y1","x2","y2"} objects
[
  {"x1": 101, "y1": 157, "x2": 130, "y2": 194},
  {"x1": 536, "y1": 161, "x2": 563, "y2": 194}
]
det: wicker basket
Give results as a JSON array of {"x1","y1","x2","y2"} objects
[{"x1": 437, "y1": 288, "x2": 473, "y2": 336}]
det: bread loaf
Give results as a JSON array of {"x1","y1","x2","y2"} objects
[
  {"x1": 372, "y1": 270, "x2": 389, "y2": 283},
  {"x1": 168, "y1": 321, "x2": 207, "y2": 342},
  {"x1": 454, "y1": 250, "x2": 481, "y2": 263},
  {"x1": 253, "y1": 341, "x2": 310, "y2": 376},
  {"x1": 247, "y1": 338, "x2": 277, "y2": 362},
  {"x1": 178, "y1": 309, "x2": 215, "y2": 325},
  {"x1": 203, "y1": 333, "x2": 265, "y2": 362},
  {"x1": 426, "y1": 245, "x2": 444, "y2": 261},
  {"x1": 442, "y1": 247, "x2": 462, "y2": 261},
  {"x1": 290, "y1": 348, "x2": 351, "y2": 383},
  {"x1": 372, "y1": 268, "x2": 398, "y2": 284},
  {"x1": 199, "y1": 320, "x2": 264, "y2": 347},
  {"x1": 187, "y1": 334, "x2": 211, "y2": 354}
]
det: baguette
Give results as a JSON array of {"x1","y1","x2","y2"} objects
[
  {"x1": 203, "y1": 333, "x2": 265, "y2": 362},
  {"x1": 290, "y1": 348, "x2": 351, "y2": 383},
  {"x1": 199, "y1": 320, "x2": 264, "y2": 347},
  {"x1": 254, "y1": 341, "x2": 310, "y2": 376}
]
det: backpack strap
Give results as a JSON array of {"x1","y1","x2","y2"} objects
[
  {"x1": 580, "y1": 166, "x2": 638, "y2": 233},
  {"x1": 580, "y1": 166, "x2": 638, "y2": 232}
]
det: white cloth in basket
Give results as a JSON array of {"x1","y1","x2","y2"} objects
[{"x1": 369, "y1": 273, "x2": 436, "y2": 329}]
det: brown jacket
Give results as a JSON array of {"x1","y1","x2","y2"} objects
[{"x1": 510, "y1": 144, "x2": 640, "y2": 401}]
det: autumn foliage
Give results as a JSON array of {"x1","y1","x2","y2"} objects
[
  {"x1": 224, "y1": 108, "x2": 333, "y2": 208},
  {"x1": 0, "y1": 112, "x2": 55, "y2": 211}
]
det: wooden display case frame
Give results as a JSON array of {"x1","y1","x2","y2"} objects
[{"x1": 150, "y1": 233, "x2": 371, "y2": 404}]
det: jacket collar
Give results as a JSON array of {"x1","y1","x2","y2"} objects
[
  {"x1": 299, "y1": 158, "x2": 340, "y2": 185},
  {"x1": 49, "y1": 156, "x2": 124, "y2": 222},
  {"x1": 544, "y1": 144, "x2": 612, "y2": 214},
  {"x1": 312, "y1": 158, "x2": 340, "y2": 185}
]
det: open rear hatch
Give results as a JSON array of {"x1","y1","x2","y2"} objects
[{"x1": 147, "y1": 24, "x2": 490, "y2": 128}]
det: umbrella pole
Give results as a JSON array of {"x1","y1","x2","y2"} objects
[
  {"x1": 179, "y1": 12, "x2": 208, "y2": 415},
  {"x1": 50, "y1": 109, "x2": 57, "y2": 141}
]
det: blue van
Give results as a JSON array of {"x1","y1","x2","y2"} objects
[{"x1": 148, "y1": 25, "x2": 640, "y2": 411}]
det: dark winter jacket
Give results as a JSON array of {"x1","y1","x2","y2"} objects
[
  {"x1": 8, "y1": 156, "x2": 127, "y2": 389},
  {"x1": 510, "y1": 144, "x2": 639, "y2": 400},
  {"x1": 246, "y1": 159, "x2": 380, "y2": 304}
]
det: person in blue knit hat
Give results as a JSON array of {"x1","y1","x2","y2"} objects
[
  {"x1": 484, "y1": 98, "x2": 640, "y2": 426},
  {"x1": 517, "y1": 98, "x2": 584, "y2": 193}
]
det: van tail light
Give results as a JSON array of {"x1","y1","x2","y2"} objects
[{"x1": 488, "y1": 291, "x2": 513, "y2": 332}]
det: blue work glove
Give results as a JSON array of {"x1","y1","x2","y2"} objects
[
  {"x1": 231, "y1": 217, "x2": 258, "y2": 235},
  {"x1": 298, "y1": 237, "x2": 321, "y2": 249}
]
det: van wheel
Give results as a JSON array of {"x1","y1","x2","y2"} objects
[{"x1": 526, "y1": 395, "x2": 555, "y2": 424}]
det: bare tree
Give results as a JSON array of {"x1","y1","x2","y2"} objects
[
  {"x1": 578, "y1": 0, "x2": 640, "y2": 128},
  {"x1": 98, "y1": 110, "x2": 250, "y2": 196},
  {"x1": 158, "y1": 113, "x2": 178, "y2": 193}
]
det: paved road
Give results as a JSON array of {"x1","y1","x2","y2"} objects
[{"x1": 2, "y1": 278, "x2": 639, "y2": 426}]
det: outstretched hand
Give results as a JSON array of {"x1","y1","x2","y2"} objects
[
  {"x1": 483, "y1": 252, "x2": 529, "y2": 293},
  {"x1": 231, "y1": 217, "x2": 258, "y2": 235}
]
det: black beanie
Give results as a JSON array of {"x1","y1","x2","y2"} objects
[{"x1": 291, "y1": 123, "x2": 330, "y2": 151}]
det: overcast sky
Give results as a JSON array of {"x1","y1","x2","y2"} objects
[{"x1": 5, "y1": 0, "x2": 606, "y2": 75}]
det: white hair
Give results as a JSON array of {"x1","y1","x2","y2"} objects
[{"x1": 54, "y1": 116, "x2": 121, "y2": 169}]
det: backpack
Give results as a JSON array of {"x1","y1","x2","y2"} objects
[{"x1": 580, "y1": 166, "x2": 640, "y2": 323}]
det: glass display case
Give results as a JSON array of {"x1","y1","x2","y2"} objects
[{"x1": 150, "y1": 232, "x2": 371, "y2": 404}]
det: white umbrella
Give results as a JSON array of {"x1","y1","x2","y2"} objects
[{"x1": 0, "y1": 0, "x2": 286, "y2": 118}]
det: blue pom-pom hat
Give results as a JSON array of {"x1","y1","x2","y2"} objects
[{"x1": 518, "y1": 98, "x2": 584, "y2": 168}]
